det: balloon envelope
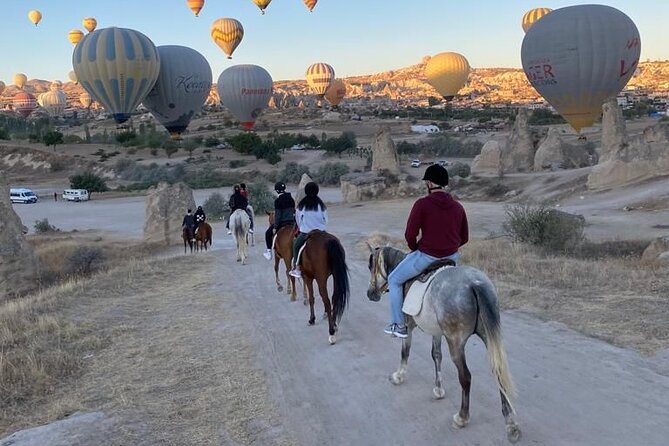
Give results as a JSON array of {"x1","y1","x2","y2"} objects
[
  {"x1": 522, "y1": 8, "x2": 552, "y2": 33},
  {"x1": 14, "y1": 73, "x2": 27, "y2": 90},
  {"x1": 13, "y1": 92, "x2": 37, "y2": 118},
  {"x1": 303, "y1": 0, "x2": 317, "y2": 12},
  {"x1": 73, "y1": 27, "x2": 161, "y2": 124},
  {"x1": 187, "y1": 0, "x2": 205, "y2": 16},
  {"x1": 40, "y1": 90, "x2": 67, "y2": 117},
  {"x1": 143, "y1": 45, "x2": 212, "y2": 139},
  {"x1": 252, "y1": 0, "x2": 272, "y2": 14},
  {"x1": 68, "y1": 71, "x2": 78, "y2": 83},
  {"x1": 211, "y1": 18, "x2": 244, "y2": 59},
  {"x1": 324, "y1": 79, "x2": 347, "y2": 106},
  {"x1": 28, "y1": 10, "x2": 42, "y2": 26},
  {"x1": 424, "y1": 52, "x2": 470, "y2": 100},
  {"x1": 50, "y1": 81, "x2": 63, "y2": 92},
  {"x1": 83, "y1": 17, "x2": 97, "y2": 33},
  {"x1": 306, "y1": 63, "x2": 335, "y2": 97},
  {"x1": 217, "y1": 64, "x2": 273, "y2": 130},
  {"x1": 521, "y1": 5, "x2": 641, "y2": 132},
  {"x1": 69, "y1": 29, "x2": 84, "y2": 45}
]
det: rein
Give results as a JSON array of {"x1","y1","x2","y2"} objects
[{"x1": 370, "y1": 248, "x2": 389, "y2": 294}]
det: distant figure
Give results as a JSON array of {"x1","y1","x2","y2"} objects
[
  {"x1": 53, "y1": 192, "x2": 58, "y2": 202},
  {"x1": 264, "y1": 181, "x2": 296, "y2": 260},
  {"x1": 194, "y1": 205, "x2": 206, "y2": 234},
  {"x1": 182, "y1": 209, "x2": 196, "y2": 242},
  {"x1": 226, "y1": 184, "x2": 253, "y2": 235}
]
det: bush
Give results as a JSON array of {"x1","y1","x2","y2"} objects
[
  {"x1": 313, "y1": 162, "x2": 350, "y2": 186},
  {"x1": 279, "y1": 162, "x2": 310, "y2": 184},
  {"x1": 69, "y1": 171, "x2": 108, "y2": 196},
  {"x1": 203, "y1": 192, "x2": 228, "y2": 219},
  {"x1": 247, "y1": 182, "x2": 274, "y2": 215},
  {"x1": 229, "y1": 160, "x2": 248, "y2": 169},
  {"x1": 63, "y1": 134, "x2": 83, "y2": 144},
  {"x1": 67, "y1": 246, "x2": 105, "y2": 276},
  {"x1": 448, "y1": 162, "x2": 471, "y2": 178},
  {"x1": 49, "y1": 159, "x2": 67, "y2": 172},
  {"x1": 503, "y1": 204, "x2": 585, "y2": 253},
  {"x1": 34, "y1": 218, "x2": 58, "y2": 233},
  {"x1": 484, "y1": 183, "x2": 509, "y2": 198}
]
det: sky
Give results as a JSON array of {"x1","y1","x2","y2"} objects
[{"x1": 1, "y1": 0, "x2": 668, "y2": 84}]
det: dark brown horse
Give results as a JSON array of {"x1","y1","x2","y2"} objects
[
  {"x1": 195, "y1": 222, "x2": 212, "y2": 252},
  {"x1": 182, "y1": 226, "x2": 194, "y2": 254},
  {"x1": 298, "y1": 230, "x2": 350, "y2": 344},
  {"x1": 268, "y1": 211, "x2": 298, "y2": 301}
]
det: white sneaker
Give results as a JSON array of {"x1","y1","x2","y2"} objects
[
  {"x1": 249, "y1": 228, "x2": 254, "y2": 234},
  {"x1": 263, "y1": 250, "x2": 272, "y2": 260},
  {"x1": 227, "y1": 230, "x2": 232, "y2": 235},
  {"x1": 289, "y1": 268, "x2": 302, "y2": 278}
]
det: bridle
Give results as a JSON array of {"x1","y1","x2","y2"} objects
[{"x1": 369, "y1": 248, "x2": 389, "y2": 295}]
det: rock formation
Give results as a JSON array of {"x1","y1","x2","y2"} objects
[
  {"x1": 501, "y1": 108, "x2": 535, "y2": 172},
  {"x1": 295, "y1": 173, "x2": 313, "y2": 203},
  {"x1": 599, "y1": 98, "x2": 628, "y2": 163},
  {"x1": 0, "y1": 178, "x2": 39, "y2": 299},
  {"x1": 340, "y1": 172, "x2": 420, "y2": 203},
  {"x1": 144, "y1": 182, "x2": 196, "y2": 246},
  {"x1": 642, "y1": 236, "x2": 669, "y2": 265},
  {"x1": 371, "y1": 126, "x2": 400, "y2": 174},
  {"x1": 471, "y1": 140, "x2": 502, "y2": 174}
]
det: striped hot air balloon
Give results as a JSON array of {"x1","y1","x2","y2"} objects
[
  {"x1": 69, "y1": 29, "x2": 84, "y2": 45},
  {"x1": 521, "y1": 8, "x2": 552, "y2": 33},
  {"x1": 306, "y1": 63, "x2": 335, "y2": 97},
  {"x1": 72, "y1": 27, "x2": 160, "y2": 124},
  {"x1": 187, "y1": 0, "x2": 205, "y2": 17},
  {"x1": 324, "y1": 79, "x2": 347, "y2": 106},
  {"x1": 83, "y1": 17, "x2": 97, "y2": 33},
  {"x1": 217, "y1": 64, "x2": 273, "y2": 130},
  {"x1": 424, "y1": 52, "x2": 470, "y2": 101},
  {"x1": 40, "y1": 90, "x2": 67, "y2": 117},
  {"x1": 251, "y1": 0, "x2": 272, "y2": 14},
  {"x1": 211, "y1": 18, "x2": 244, "y2": 59},
  {"x1": 303, "y1": 0, "x2": 318, "y2": 12},
  {"x1": 13, "y1": 92, "x2": 37, "y2": 118}
]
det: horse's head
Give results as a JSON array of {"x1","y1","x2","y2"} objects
[{"x1": 366, "y1": 244, "x2": 388, "y2": 302}]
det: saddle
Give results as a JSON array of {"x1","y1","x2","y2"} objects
[
  {"x1": 402, "y1": 259, "x2": 456, "y2": 317},
  {"x1": 403, "y1": 258, "x2": 456, "y2": 293}
]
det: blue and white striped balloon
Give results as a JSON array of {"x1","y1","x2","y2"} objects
[{"x1": 73, "y1": 27, "x2": 160, "y2": 124}]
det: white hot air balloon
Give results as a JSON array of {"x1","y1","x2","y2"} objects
[
  {"x1": 521, "y1": 4, "x2": 641, "y2": 133},
  {"x1": 143, "y1": 46, "x2": 212, "y2": 139},
  {"x1": 305, "y1": 63, "x2": 335, "y2": 97},
  {"x1": 217, "y1": 64, "x2": 273, "y2": 130},
  {"x1": 40, "y1": 90, "x2": 68, "y2": 117}
]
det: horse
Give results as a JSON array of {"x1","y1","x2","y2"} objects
[
  {"x1": 366, "y1": 246, "x2": 521, "y2": 443},
  {"x1": 195, "y1": 222, "x2": 212, "y2": 252},
  {"x1": 297, "y1": 230, "x2": 350, "y2": 344},
  {"x1": 182, "y1": 226, "x2": 195, "y2": 254},
  {"x1": 229, "y1": 208, "x2": 251, "y2": 264}
]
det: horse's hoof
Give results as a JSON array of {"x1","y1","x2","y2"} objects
[
  {"x1": 277, "y1": 285, "x2": 284, "y2": 293},
  {"x1": 236, "y1": 259, "x2": 241, "y2": 262},
  {"x1": 328, "y1": 335, "x2": 336, "y2": 345},
  {"x1": 506, "y1": 423, "x2": 522, "y2": 443},
  {"x1": 432, "y1": 386, "x2": 445, "y2": 400},
  {"x1": 308, "y1": 319, "x2": 315, "y2": 326},
  {"x1": 452, "y1": 413, "x2": 469, "y2": 429},
  {"x1": 290, "y1": 295, "x2": 296, "y2": 302},
  {"x1": 389, "y1": 372, "x2": 404, "y2": 385}
]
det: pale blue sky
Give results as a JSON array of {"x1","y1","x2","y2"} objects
[{"x1": 1, "y1": 0, "x2": 667, "y2": 84}]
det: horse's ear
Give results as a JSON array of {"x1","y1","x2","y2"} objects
[{"x1": 365, "y1": 242, "x2": 374, "y2": 253}]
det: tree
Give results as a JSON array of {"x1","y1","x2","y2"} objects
[
  {"x1": 226, "y1": 133, "x2": 262, "y2": 154},
  {"x1": 43, "y1": 131, "x2": 64, "y2": 152},
  {"x1": 163, "y1": 140, "x2": 178, "y2": 158},
  {"x1": 182, "y1": 138, "x2": 199, "y2": 158},
  {"x1": 69, "y1": 171, "x2": 108, "y2": 197}
]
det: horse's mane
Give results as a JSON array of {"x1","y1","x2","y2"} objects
[{"x1": 381, "y1": 246, "x2": 407, "y2": 273}]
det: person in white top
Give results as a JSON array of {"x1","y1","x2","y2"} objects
[{"x1": 289, "y1": 182, "x2": 328, "y2": 278}]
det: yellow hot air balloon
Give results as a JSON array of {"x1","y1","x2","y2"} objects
[
  {"x1": 211, "y1": 18, "x2": 244, "y2": 59},
  {"x1": 303, "y1": 0, "x2": 318, "y2": 12},
  {"x1": 251, "y1": 0, "x2": 272, "y2": 14},
  {"x1": 14, "y1": 73, "x2": 28, "y2": 90},
  {"x1": 187, "y1": 0, "x2": 205, "y2": 17},
  {"x1": 83, "y1": 17, "x2": 97, "y2": 33},
  {"x1": 424, "y1": 52, "x2": 470, "y2": 100},
  {"x1": 0, "y1": 81, "x2": 5, "y2": 96},
  {"x1": 69, "y1": 29, "x2": 84, "y2": 45},
  {"x1": 68, "y1": 71, "x2": 78, "y2": 84},
  {"x1": 522, "y1": 5, "x2": 641, "y2": 133},
  {"x1": 521, "y1": 8, "x2": 552, "y2": 33},
  {"x1": 306, "y1": 63, "x2": 335, "y2": 97},
  {"x1": 28, "y1": 10, "x2": 42, "y2": 26},
  {"x1": 324, "y1": 79, "x2": 347, "y2": 106}
]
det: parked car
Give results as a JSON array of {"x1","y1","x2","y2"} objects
[
  {"x1": 410, "y1": 159, "x2": 421, "y2": 168},
  {"x1": 438, "y1": 160, "x2": 450, "y2": 167},
  {"x1": 10, "y1": 188, "x2": 38, "y2": 204},
  {"x1": 63, "y1": 189, "x2": 90, "y2": 202}
]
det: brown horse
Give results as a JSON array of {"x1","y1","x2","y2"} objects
[
  {"x1": 195, "y1": 222, "x2": 212, "y2": 252},
  {"x1": 298, "y1": 230, "x2": 350, "y2": 344},
  {"x1": 182, "y1": 226, "x2": 194, "y2": 254}
]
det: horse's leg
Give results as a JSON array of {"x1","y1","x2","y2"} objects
[
  {"x1": 305, "y1": 278, "x2": 316, "y2": 325},
  {"x1": 446, "y1": 335, "x2": 472, "y2": 429},
  {"x1": 285, "y1": 257, "x2": 296, "y2": 301},
  {"x1": 317, "y1": 278, "x2": 336, "y2": 344},
  {"x1": 274, "y1": 255, "x2": 283, "y2": 292},
  {"x1": 431, "y1": 336, "x2": 446, "y2": 399},
  {"x1": 390, "y1": 325, "x2": 413, "y2": 385}
]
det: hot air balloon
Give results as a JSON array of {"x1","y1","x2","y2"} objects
[
  {"x1": 143, "y1": 46, "x2": 213, "y2": 139},
  {"x1": 13, "y1": 92, "x2": 37, "y2": 118},
  {"x1": 211, "y1": 18, "x2": 244, "y2": 59},
  {"x1": 82, "y1": 17, "x2": 97, "y2": 33},
  {"x1": 50, "y1": 81, "x2": 63, "y2": 92},
  {"x1": 306, "y1": 63, "x2": 335, "y2": 97},
  {"x1": 252, "y1": 0, "x2": 272, "y2": 14},
  {"x1": 68, "y1": 71, "x2": 78, "y2": 84},
  {"x1": 28, "y1": 10, "x2": 42, "y2": 26},
  {"x1": 40, "y1": 90, "x2": 67, "y2": 117},
  {"x1": 73, "y1": 27, "x2": 160, "y2": 124},
  {"x1": 187, "y1": 0, "x2": 205, "y2": 17},
  {"x1": 304, "y1": 0, "x2": 318, "y2": 12},
  {"x1": 69, "y1": 29, "x2": 84, "y2": 45},
  {"x1": 424, "y1": 52, "x2": 470, "y2": 101},
  {"x1": 521, "y1": 5, "x2": 641, "y2": 133},
  {"x1": 324, "y1": 79, "x2": 347, "y2": 106},
  {"x1": 521, "y1": 8, "x2": 552, "y2": 33},
  {"x1": 217, "y1": 64, "x2": 273, "y2": 130},
  {"x1": 0, "y1": 81, "x2": 5, "y2": 96},
  {"x1": 80, "y1": 91, "x2": 93, "y2": 108},
  {"x1": 13, "y1": 73, "x2": 27, "y2": 90}
]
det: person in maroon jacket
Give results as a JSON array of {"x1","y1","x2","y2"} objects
[{"x1": 384, "y1": 164, "x2": 469, "y2": 338}]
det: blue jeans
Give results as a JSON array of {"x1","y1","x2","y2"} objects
[{"x1": 387, "y1": 250, "x2": 460, "y2": 326}]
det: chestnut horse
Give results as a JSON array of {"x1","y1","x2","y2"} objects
[
  {"x1": 298, "y1": 230, "x2": 350, "y2": 345},
  {"x1": 268, "y1": 212, "x2": 298, "y2": 301},
  {"x1": 182, "y1": 226, "x2": 194, "y2": 254},
  {"x1": 195, "y1": 222, "x2": 212, "y2": 252}
]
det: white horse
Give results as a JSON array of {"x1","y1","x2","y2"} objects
[{"x1": 229, "y1": 209, "x2": 251, "y2": 264}]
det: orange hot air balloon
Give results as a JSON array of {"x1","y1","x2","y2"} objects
[
  {"x1": 304, "y1": 0, "x2": 318, "y2": 12},
  {"x1": 83, "y1": 17, "x2": 97, "y2": 33},
  {"x1": 28, "y1": 10, "x2": 42, "y2": 26},
  {"x1": 324, "y1": 79, "x2": 347, "y2": 106},
  {"x1": 211, "y1": 18, "x2": 244, "y2": 59},
  {"x1": 187, "y1": 0, "x2": 205, "y2": 17},
  {"x1": 69, "y1": 29, "x2": 84, "y2": 45}
]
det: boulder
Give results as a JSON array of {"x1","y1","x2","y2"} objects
[
  {"x1": 471, "y1": 140, "x2": 502, "y2": 174},
  {"x1": 295, "y1": 173, "x2": 313, "y2": 203},
  {"x1": 371, "y1": 126, "x2": 400, "y2": 174},
  {"x1": 642, "y1": 236, "x2": 669, "y2": 264},
  {"x1": 0, "y1": 178, "x2": 39, "y2": 300},
  {"x1": 143, "y1": 182, "x2": 196, "y2": 246},
  {"x1": 501, "y1": 108, "x2": 535, "y2": 172},
  {"x1": 533, "y1": 128, "x2": 591, "y2": 171}
]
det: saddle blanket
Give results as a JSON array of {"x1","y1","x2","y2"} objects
[{"x1": 402, "y1": 265, "x2": 453, "y2": 316}]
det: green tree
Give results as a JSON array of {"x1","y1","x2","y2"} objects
[
  {"x1": 69, "y1": 171, "x2": 108, "y2": 197},
  {"x1": 182, "y1": 138, "x2": 199, "y2": 158},
  {"x1": 226, "y1": 133, "x2": 262, "y2": 154},
  {"x1": 43, "y1": 131, "x2": 64, "y2": 152},
  {"x1": 162, "y1": 140, "x2": 179, "y2": 158}
]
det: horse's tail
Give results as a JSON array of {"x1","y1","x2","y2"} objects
[
  {"x1": 327, "y1": 237, "x2": 350, "y2": 322},
  {"x1": 471, "y1": 279, "x2": 516, "y2": 408},
  {"x1": 233, "y1": 212, "x2": 246, "y2": 241}
]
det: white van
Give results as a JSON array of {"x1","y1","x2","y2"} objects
[
  {"x1": 63, "y1": 189, "x2": 90, "y2": 202},
  {"x1": 10, "y1": 188, "x2": 38, "y2": 204}
]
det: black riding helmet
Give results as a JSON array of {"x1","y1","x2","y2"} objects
[
  {"x1": 274, "y1": 181, "x2": 286, "y2": 193},
  {"x1": 305, "y1": 182, "x2": 319, "y2": 197},
  {"x1": 422, "y1": 164, "x2": 449, "y2": 187}
]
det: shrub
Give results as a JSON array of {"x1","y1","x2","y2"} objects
[
  {"x1": 229, "y1": 159, "x2": 247, "y2": 169},
  {"x1": 63, "y1": 134, "x2": 83, "y2": 144},
  {"x1": 34, "y1": 218, "x2": 58, "y2": 233},
  {"x1": 503, "y1": 204, "x2": 585, "y2": 253},
  {"x1": 313, "y1": 162, "x2": 350, "y2": 186},
  {"x1": 247, "y1": 182, "x2": 274, "y2": 214},
  {"x1": 49, "y1": 159, "x2": 67, "y2": 172},
  {"x1": 203, "y1": 192, "x2": 228, "y2": 219},
  {"x1": 484, "y1": 183, "x2": 509, "y2": 198},
  {"x1": 448, "y1": 162, "x2": 471, "y2": 178},
  {"x1": 69, "y1": 171, "x2": 108, "y2": 196},
  {"x1": 67, "y1": 246, "x2": 105, "y2": 276},
  {"x1": 279, "y1": 162, "x2": 310, "y2": 184}
]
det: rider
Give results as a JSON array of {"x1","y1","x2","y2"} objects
[
  {"x1": 289, "y1": 182, "x2": 327, "y2": 278},
  {"x1": 264, "y1": 182, "x2": 296, "y2": 260},
  {"x1": 182, "y1": 209, "x2": 197, "y2": 242},
  {"x1": 194, "y1": 205, "x2": 206, "y2": 234},
  {"x1": 239, "y1": 183, "x2": 249, "y2": 199},
  {"x1": 385, "y1": 164, "x2": 469, "y2": 339},
  {"x1": 226, "y1": 184, "x2": 253, "y2": 235}
]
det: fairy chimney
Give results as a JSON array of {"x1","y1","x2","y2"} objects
[
  {"x1": 295, "y1": 173, "x2": 313, "y2": 204},
  {"x1": 371, "y1": 126, "x2": 400, "y2": 174},
  {"x1": 501, "y1": 108, "x2": 535, "y2": 172},
  {"x1": 144, "y1": 182, "x2": 196, "y2": 246}
]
